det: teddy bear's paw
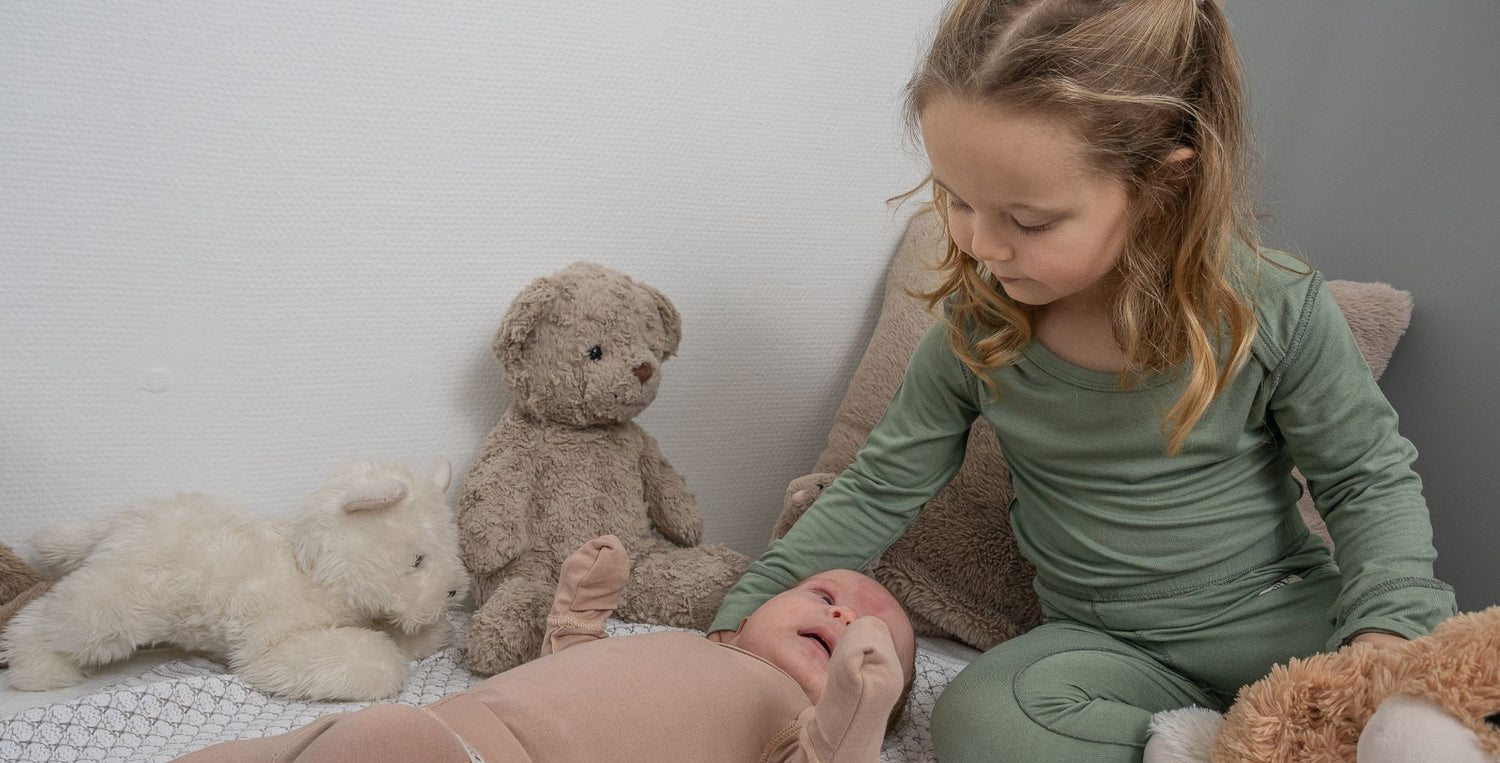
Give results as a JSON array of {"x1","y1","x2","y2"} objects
[
  {"x1": 465, "y1": 583, "x2": 552, "y2": 675},
  {"x1": 1358, "y1": 695, "x2": 1492, "y2": 763},
  {"x1": 775, "y1": 473, "x2": 838, "y2": 538}
]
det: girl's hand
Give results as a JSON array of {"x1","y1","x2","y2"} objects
[{"x1": 1350, "y1": 632, "x2": 1409, "y2": 651}]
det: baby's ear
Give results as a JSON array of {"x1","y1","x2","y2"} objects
[
  {"x1": 637, "y1": 282, "x2": 682, "y2": 360},
  {"x1": 495, "y1": 275, "x2": 562, "y2": 372}
]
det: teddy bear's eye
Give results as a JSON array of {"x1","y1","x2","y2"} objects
[
  {"x1": 1486, "y1": 711, "x2": 1499, "y2": 729},
  {"x1": 412, "y1": 554, "x2": 424, "y2": 569},
  {"x1": 587, "y1": 345, "x2": 603, "y2": 361}
]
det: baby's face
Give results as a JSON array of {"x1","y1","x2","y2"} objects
[{"x1": 730, "y1": 569, "x2": 915, "y2": 704}]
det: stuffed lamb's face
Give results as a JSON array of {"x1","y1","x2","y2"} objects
[
  {"x1": 499, "y1": 263, "x2": 682, "y2": 428},
  {"x1": 292, "y1": 460, "x2": 469, "y2": 631}
]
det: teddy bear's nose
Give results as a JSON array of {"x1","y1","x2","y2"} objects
[{"x1": 633, "y1": 363, "x2": 654, "y2": 383}]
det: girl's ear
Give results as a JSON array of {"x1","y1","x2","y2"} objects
[
  {"x1": 494, "y1": 276, "x2": 561, "y2": 372},
  {"x1": 1159, "y1": 146, "x2": 1197, "y2": 190}
]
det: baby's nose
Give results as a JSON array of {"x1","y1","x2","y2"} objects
[{"x1": 828, "y1": 605, "x2": 854, "y2": 625}]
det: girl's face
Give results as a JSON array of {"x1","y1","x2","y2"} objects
[{"x1": 920, "y1": 96, "x2": 1133, "y2": 313}]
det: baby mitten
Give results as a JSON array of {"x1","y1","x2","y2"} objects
[{"x1": 542, "y1": 535, "x2": 631, "y2": 655}]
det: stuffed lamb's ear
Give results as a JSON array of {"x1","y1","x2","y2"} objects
[
  {"x1": 426, "y1": 457, "x2": 452, "y2": 494},
  {"x1": 494, "y1": 276, "x2": 561, "y2": 373},
  {"x1": 638, "y1": 282, "x2": 681, "y2": 360},
  {"x1": 342, "y1": 477, "x2": 409, "y2": 513}
]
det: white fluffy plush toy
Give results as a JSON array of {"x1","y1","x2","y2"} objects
[{"x1": 1, "y1": 459, "x2": 469, "y2": 701}]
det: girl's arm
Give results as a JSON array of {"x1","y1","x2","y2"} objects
[
  {"x1": 710, "y1": 324, "x2": 982, "y2": 633},
  {"x1": 1267, "y1": 276, "x2": 1457, "y2": 649}
]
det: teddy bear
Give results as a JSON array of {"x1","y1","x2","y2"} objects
[
  {"x1": 459, "y1": 262, "x2": 749, "y2": 674},
  {"x1": 1, "y1": 459, "x2": 469, "y2": 701},
  {"x1": 1144, "y1": 606, "x2": 1500, "y2": 763},
  {"x1": 0, "y1": 542, "x2": 52, "y2": 668}
]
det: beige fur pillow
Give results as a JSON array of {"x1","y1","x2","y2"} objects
[{"x1": 773, "y1": 212, "x2": 1414, "y2": 650}]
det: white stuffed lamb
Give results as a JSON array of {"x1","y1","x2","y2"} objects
[{"x1": 1, "y1": 459, "x2": 469, "y2": 701}]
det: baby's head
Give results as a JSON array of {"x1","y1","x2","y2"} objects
[{"x1": 731, "y1": 570, "x2": 917, "y2": 726}]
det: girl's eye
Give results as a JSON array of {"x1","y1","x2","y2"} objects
[
  {"x1": 413, "y1": 554, "x2": 424, "y2": 569},
  {"x1": 945, "y1": 197, "x2": 972, "y2": 213},
  {"x1": 1013, "y1": 218, "x2": 1055, "y2": 235},
  {"x1": 587, "y1": 345, "x2": 603, "y2": 361}
]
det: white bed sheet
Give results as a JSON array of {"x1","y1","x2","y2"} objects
[{"x1": 0, "y1": 616, "x2": 979, "y2": 762}]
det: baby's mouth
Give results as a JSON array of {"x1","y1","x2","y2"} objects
[{"x1": 802, "y1": 632, "x2": 832, "y2": 657}]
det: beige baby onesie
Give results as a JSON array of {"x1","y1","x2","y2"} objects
[{"x1": 175, "y1": 535, "x2": 902, "y2": 762}]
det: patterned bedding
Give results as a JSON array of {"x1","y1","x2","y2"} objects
[{"x1": 0, "y1": 618, "x2": 969, "y2": 762}]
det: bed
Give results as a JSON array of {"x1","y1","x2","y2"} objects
[{"x1": 0, "y1": 615, "x2": 978, "y2": 762}]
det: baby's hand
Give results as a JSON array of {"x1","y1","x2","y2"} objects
[
  {"x1": 825, "y1": 616, "x2": 903, "y2": 701},
  {"x1": 553, "y1": 535, "x2": 630, "y2": 616},
  {"x1": 802, "y1": 616, "x2": 905, "y2": 760}
]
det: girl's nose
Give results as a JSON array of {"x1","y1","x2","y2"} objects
[{"x1": 969, "y1": 232, "x2": 1014, "y2": 263}]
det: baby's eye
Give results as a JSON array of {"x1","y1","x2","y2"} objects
[
  {"x1": 587, "y1": 345, "x2": 604, "y2": 361},
  {"x1": 817, "y1": 591, "x2": 834, "y2": 605},
  {"x1": 412, "y1": 554, "x2": 424, "y2": 569}
]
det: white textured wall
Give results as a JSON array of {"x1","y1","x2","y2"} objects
[{"x1": 1, "y1": 1, "x2": 944, "y2": 554}]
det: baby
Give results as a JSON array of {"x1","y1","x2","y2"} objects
[{"x1": 176, "y1": 535, "x2": 918, "y2": 763}]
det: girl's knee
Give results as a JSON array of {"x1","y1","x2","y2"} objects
[{"x1": 931, "y1": 666, "x2": 1026, "y2": 761}]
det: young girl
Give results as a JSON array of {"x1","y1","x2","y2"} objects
[{"x1": 709, "y1": 0, "x2": 1457, "y2": 760}]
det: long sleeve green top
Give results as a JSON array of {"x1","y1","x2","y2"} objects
[{"x1": 712, "y1": 251, "x2": 1455, "y2": 651}]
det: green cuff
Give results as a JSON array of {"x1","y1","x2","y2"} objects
[{"x1": 1326, "y1": 577, "x2": 1457, "y2": 651}]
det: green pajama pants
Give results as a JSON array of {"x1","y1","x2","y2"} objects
[{"x1": 930, "y1": 545, "x2": 1341, "y2": 763}]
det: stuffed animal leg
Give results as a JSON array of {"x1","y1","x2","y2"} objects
[{"x1": 0, "y1": 542, "x2": 53, "y2": 669}]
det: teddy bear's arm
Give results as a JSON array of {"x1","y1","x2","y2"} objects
[
  {"x1": 792, "y1": 616, "x2": 905, "y2": 763},
  {"x1": 458, "y1": 424, "x2": 537, "y2": 575},
  {"x1": 637, "y1": 428, "x2": 703, "y2": 547},
  {"x1": 542, "y1": 535, "x2": 630, "y2": 655}
]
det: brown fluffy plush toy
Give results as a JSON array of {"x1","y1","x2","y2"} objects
[
  {"x1": 0, "y1": 542, "x2": 52, "y2": 668},
  {"x1": 459, "y1": 262, "x2": 748, "y2": 675},
  {"x1": 1145, "y1": 607, "x2": 1500, "y2": 763}
]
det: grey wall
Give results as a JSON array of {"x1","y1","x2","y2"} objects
[{"x1": 1226, "y1": 1, "x2": 1500, "y2": 610}]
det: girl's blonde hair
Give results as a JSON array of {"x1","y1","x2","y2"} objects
[{"x1": 904, "y1": 0, "x2": 1259, "y2": 456}]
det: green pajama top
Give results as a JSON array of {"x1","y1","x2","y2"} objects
[{"x1": 712, "y1": 251, "x2": 1456, "y2": 651}]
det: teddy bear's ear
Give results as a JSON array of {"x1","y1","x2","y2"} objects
[
  {"x1": 342, "y1": 477, "x2": 409, "y2": 513},
  {"x1": 638, "y1": 282, "x2": 682, "y2": 360},
  {"x1": 426, "y1": 457, "x2": 452, "y2": 495},
  {"x1": 494, "y1": 275, "x2": 562, "y2": 371}
]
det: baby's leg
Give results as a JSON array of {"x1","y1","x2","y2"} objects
[
  {"x1": 171, "y1": 704, "x2": 472, "y2": 763},
  {"x1": 930, "y1": 621, "x2": 1222, "y2": 763}
]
